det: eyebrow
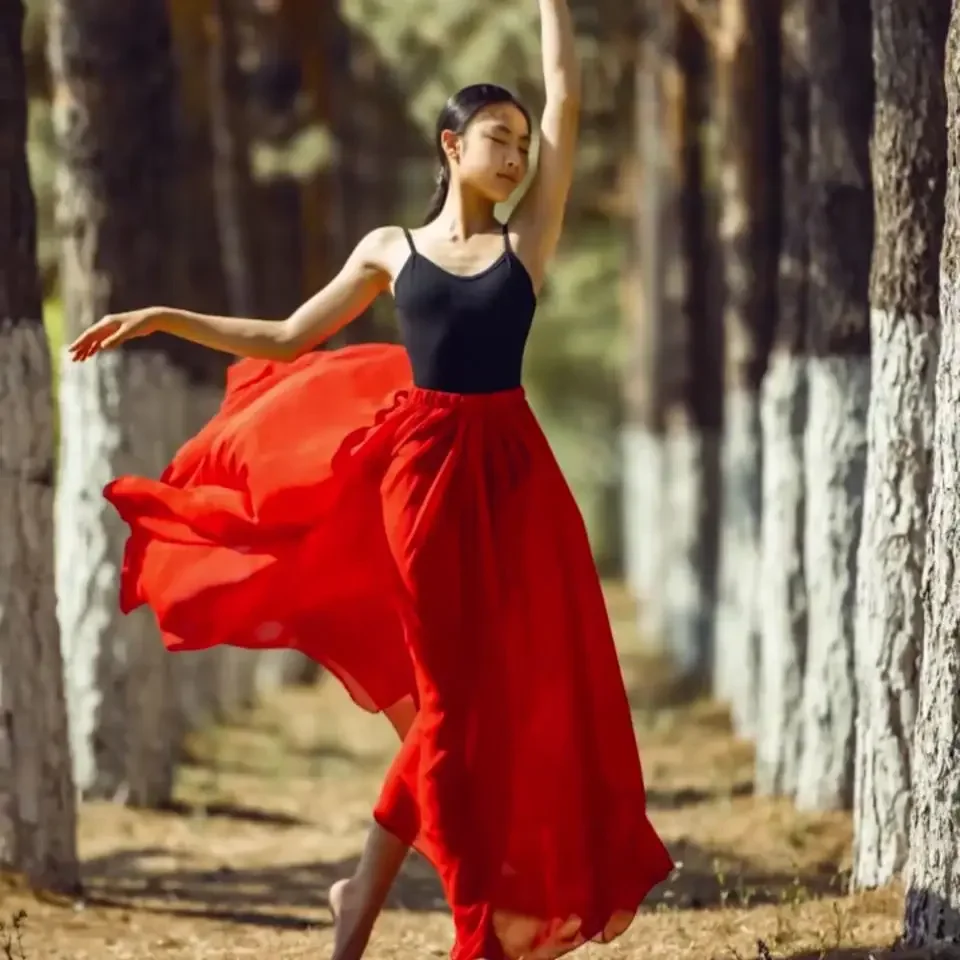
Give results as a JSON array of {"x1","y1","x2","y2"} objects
[{"x1": 490, "y1": 121, "x2": 531, "y2": 143}]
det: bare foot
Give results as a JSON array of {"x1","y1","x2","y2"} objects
[{"x1": 329, "y1": 878, "x2": 377, "y2": 960}]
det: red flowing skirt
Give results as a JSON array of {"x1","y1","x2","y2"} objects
[{"x1": 105, "y1": 343, "x2": 673, "y2": 960}]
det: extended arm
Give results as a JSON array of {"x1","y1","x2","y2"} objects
[
  {"x1": 511, "y1": 0, "x2": 581, "y2": 277},
  {"x1": 69, "y1": 228, "x2": 395, "y2": 362}
]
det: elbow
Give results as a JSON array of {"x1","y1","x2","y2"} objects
[{"x1": 274, "y1": 320, "x2": 307, "y2": 362}]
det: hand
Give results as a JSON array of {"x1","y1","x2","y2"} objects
[{"x1": 68, "y1": 308, "x2": 161, "y2": 362}]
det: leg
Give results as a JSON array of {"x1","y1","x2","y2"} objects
[
  {"x1": 328, "y1": 699, "x2": 418, "y2": 960},
  {"x1": 329, "y1": 821, "x2": 409, "y2": 960}
]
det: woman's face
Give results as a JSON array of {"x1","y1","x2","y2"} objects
[{"x1": 446, "y1": 103, "x2": 532, "y2": 203}]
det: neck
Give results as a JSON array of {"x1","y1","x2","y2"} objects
[{"x1": 434, "y1": 183, "x2": 498, "y2": 239}]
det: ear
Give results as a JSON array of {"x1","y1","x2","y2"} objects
[{"x1": 440, "y1": 129, "x2": 461, "y2": 166}]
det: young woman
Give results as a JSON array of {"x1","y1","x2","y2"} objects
[{"x1": 70, "y1": 1, "x2": 673, "y2": 957}]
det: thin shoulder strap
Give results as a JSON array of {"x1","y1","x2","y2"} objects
[
  {"x1": 402, "y1": 228, "x2": 417, "y2": 254},
  {"x1": 501, "y1": 220, "x2": 513, "y2": 253}
]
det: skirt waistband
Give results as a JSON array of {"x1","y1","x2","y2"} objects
[{"x1": 406, "y1": 385, "x2": 527, "y2": 409}]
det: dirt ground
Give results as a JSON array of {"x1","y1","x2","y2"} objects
[{"x1": 0, "y1": 590, "x2": 930, "y2": 960}]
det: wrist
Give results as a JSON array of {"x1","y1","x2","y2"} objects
[{"x1": 143, "y1": 306, "x2": 172, "y2": 334}]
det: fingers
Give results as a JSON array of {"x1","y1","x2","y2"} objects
[{"x1": 67, "y1": 321, "x2": 124, "y2": 362}]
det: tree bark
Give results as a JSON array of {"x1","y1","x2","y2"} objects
[
  {"x1": 326, "y1": 16, "x2": 396, "y2": 345},
  {"x1": 901, "y1": 3, "x2": 960, "y2": 943},
  {"x1": 205, "y1": 0, "x2": 266, "y2": 712},
  {"x1": 0, "y1": 0, "x2": 80, "y2": 892},
  {"x1": 795, "y1": 0, "x2": 874, "y2": 812},
  {"x1": 661, "y1": 7, "x2": 723, "y2": 686},
  {"x1": 48, "y1": 0, "x2": 193, "y2": 807},
  {"x1": 167, "y1": 0, "x2": 229, "y2": 316},
  {"x1": 755, "y1": 0, "x2": 810, "y2": 798},
  {"x1": 622, "y1": 17, "x2": 670, "y2": 650},
  {"x1": 851, "y1": 0, "x2": 948, "y2": 891},
  {"x1": 713, "y1": 0, "x2": 781, "y2": 738},
  {"x1": 208, "y1": 0, "x2": 259, "y2": 319}
]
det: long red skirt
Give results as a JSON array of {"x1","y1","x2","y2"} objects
[{"x1": 105, "y1": 343, "x2": 674, "y2": 960}]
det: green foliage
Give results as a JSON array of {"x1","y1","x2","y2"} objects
[
  {"x1": 340, "y1": 0, "x2": 635, "y2": 210},
  {"x1": 525, "y1": 226, "x2": 624, "y2": 562}
]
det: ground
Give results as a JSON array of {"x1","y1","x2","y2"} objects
[{"x1": 0, "y1": 590, "x2": 941, "y2": 960}]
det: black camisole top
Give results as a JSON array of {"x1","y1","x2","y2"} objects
[{"x1": 393, "y1": 222, "x2": 537, "y2": 394}]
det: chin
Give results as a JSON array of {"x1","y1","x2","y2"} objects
[{"x1": 490, "y1": 182, "x2": 519, "y2": 203}]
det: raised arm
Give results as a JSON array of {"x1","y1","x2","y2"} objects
[
  {"x1": 69, "y1": 228, "x2": 397, "y2": 363},
  {"x1": 511, "y1": 0, "x2": 581, "y2": 277}
]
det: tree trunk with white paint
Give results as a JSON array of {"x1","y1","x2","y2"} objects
[
  {"x1": 902, "y1": 3, "x2": 960, "y2": 944},
  {"x1": 661, "y1": 7, "x2": 722, "y2": 686},
  {"x1": 623, "y1": 20, "x2": 669, "y2": 649},
  {"x1": 713, "y1": 0, "x2": 780, "y2": 738},
  {"x1": 0, "y1": 0, "x2": 80, "y2": 891},
  {"x1": 49, "y1": 0, "x2": 195, "y2": 807},
  {"x1": 795, "y1": 0, "x2": 874, "y2": 813},
  {"x1": 851, "y1": 0, "x2": 947, "y2": 891},
  {"x1": 755, "y1": 0, "x2": 809, "y2": 799}
]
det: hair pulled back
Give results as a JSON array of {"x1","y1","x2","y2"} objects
[{"x1": 422, "y1": 83, "x2": 532, "y2": 225}]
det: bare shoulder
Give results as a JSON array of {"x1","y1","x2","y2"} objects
[{"x1": 352, "y1": 225, "x2": 410, "y2": 274}]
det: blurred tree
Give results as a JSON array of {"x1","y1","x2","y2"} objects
[
  {"x1": 712, "y1": 0, "x2": 781, "y2": 738},
  {"x1": 167, "y1": 0, "x2": 230, "y2": 315},
  {"x1": 795, "y1": 0, "x2": 873, "y2": 813},
  {"x1": 326, "y1": 14, "x2": 415, "y2": 345},
  {"x1": 621, "y1": 3, "x2": 669, "y2": 638},
  {"x1": 755, "y1": 0, "x2": 809, "y2": 799},
  {"x1": 209, "y1": 0, "x2": 259, "y2": 318},
  {"x1": 48, "y1": 0, "x2": 197, "y2": 807},
  {"x1": 660, "y1": 4, "x2": 723, "y2": 686},
  {"x1": 852, "y1": 0, "x2": 948, "y2": 892},
  {"x1": 901, "y1": 8, "x2": 960, "y2": 945},
  {"x1": 0, "y1": 0, "x2": 79, "y2": 894},
  {"x1": 245, "y1": 0, "x2": 309, "y2": 321}
]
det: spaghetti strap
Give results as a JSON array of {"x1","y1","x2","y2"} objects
[
  {"x1": 501, "y1": 220, "x2": 512, "y2": 253},
  {"x1": 402, "y1": 228, "x2": 417, "y2": 254}
]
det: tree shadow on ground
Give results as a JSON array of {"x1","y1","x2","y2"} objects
[
  {"x1": 650, "y1": 838, "x2": 849, "y2": 912},
  {"x1": 646, "y1": 779, "x2": 754, "y2": 808},
  {"x1": 158, "y1": 799, "x2": 308, "y2": 828},
  {"x1": 766, "y1": 947, "x2": 960, "y2": 960},
  {"x1": 81, "y1": 846, "x2": 444, "y2": 929},
  {"x1": 79, "y1": 834, "x2": 852, "y2": 930}
]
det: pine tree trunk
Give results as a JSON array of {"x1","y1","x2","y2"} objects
[
  {"x1": 209, "y1": 0, "x2": 258, "y2": 320},
  {"x1": 795, "y1": 0, "x2": 874, "y2": 812},
  {"x1": 48, "y1": 0, "x2": 192, "y2": 807},
  {"x1": 755, "y1": 0, "x2": 810, "y2": 798},
  {"x1": 0, "y1": 0, "x2": 80, "y2": 891},
  {"x1": 661, "y1": 8, "x2": 722, "y2": 685},
  {"x1": 714, "y1": 0, "x2": 780, "y2": 738},
  {"x1": 901, "y1": 3, "x2": 960, "y2": 943},
  {"x1": 167, "y1": 0, "x2": 229, "y2": 315},
  {"x1": 207, "y1": 0, "x2": 264, "y2": 713},
  {"x1": 326, "y1": 17, "x2": 392, "y2": 345},
  {"x1": 851, "y1": 0, "x2": 947, "y2": 891},
  {"x1": 623, "y1": 21, "x2": 669, "y2": 649}
]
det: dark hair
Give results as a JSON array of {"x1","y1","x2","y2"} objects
[{"x1": 422, "y1": 84, "x2": 532, "y2": 225}]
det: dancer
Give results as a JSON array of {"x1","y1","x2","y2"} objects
[{"x1": 69, "y1": 0, "x2": 673, "y2": 957}]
